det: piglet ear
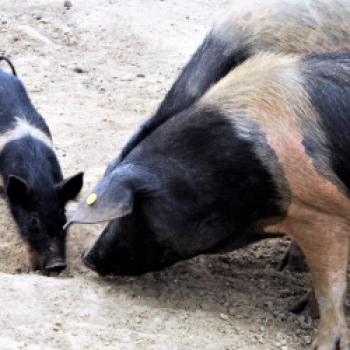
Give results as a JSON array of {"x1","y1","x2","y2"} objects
[
  {"x1": 57, "y1": 172, "x2": 84, "y2": 204},
  {"x1": 6, "y1": 175, "x2": 31, "y2": 206}
]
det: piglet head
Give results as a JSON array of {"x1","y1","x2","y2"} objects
[{"x1": 6, "y1": 172, "x2": 83, "y2": 275}]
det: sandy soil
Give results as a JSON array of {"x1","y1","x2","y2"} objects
[{"x1": 0, "y1": 1, "x2": 341, "y2": 349}]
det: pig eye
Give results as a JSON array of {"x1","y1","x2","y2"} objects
[{"x1": 28, "y1": 214, "x2": 40, "y2": 232}]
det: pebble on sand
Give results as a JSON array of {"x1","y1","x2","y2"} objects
[{"x1": 64, "y1": 0, "x2": 73, "y2": 10}]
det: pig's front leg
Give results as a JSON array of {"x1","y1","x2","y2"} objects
[
  {"x1": 278, "y1": 240, "x2": 308, "y2": 272},
  {"x1": 289, "y1": 289, "x2": 319, "y2": 320}
]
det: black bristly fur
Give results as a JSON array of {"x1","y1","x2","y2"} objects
[
  {"x1": 0, "y1": 70, "x2": 50, "y2": 134},
  {"x1": 302, "y1": 52, "x2": 350, "y2": 194},
  {"x1": 85, "y1": 108, "x2": 284, "y2": 276},
  {"x1": 0, "y1": 56, "x2": 17, "y2": 77},
  {"x1": 117, "y1": 34, "x2": 249, "y2": 165}
]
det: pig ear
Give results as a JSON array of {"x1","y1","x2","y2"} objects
[
  {"x1": 6, "y1": 175, "x2": 31, "y2": 206},
  {"x1": 57, "y1": 172, "x2": 84, "y2": 204},
  {"x1": 64, "y1": 171, "x2": 134, "y2": 229}
]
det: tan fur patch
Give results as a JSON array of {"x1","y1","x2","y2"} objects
[
  {"x1": 202, "y1": 52, "x2": 350, "y2": 221},
  {"x1": 214, "y1": 0, "x2": 350, "y2": 56}
]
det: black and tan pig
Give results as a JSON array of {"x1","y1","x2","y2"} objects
[
  {"x1": 118, "y1": 0, "x2": 350, "y2": 273},
  {"x1": 68, "y1": 52, "x2": 350, "y2": 349}
]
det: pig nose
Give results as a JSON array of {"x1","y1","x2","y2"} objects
[
  {"x1": 45, "y1": 259, "x2": 66, "y2": 274},
  {"x1": 81, "y1": 250, "x2": 99, "y2": 273}
]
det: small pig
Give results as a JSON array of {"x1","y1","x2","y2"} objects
[
  {"x1": 0, "y1": 57, "x2": 83, "y2": 274},
  {"x1": 68, "y1": 52, "x2": 350, "y2": 348},
  {"x1": 117, "y1": 0, "x2": 350, "y2": 273}
]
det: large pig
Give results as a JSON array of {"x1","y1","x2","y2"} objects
[
  {"x1": 68, "y1": 52, "x2": 350, "y2": 349},
  {"x1": 120, "y1": 0, "x2": 350, "y2": 161},
  {"x1": 0, "y1": 57, "x2": 83, "y2": 274},
  {"x1": 117, "y1": 0, "x2": 350, "y2": 272}
]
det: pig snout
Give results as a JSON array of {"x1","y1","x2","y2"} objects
[
  {"x1": 28, "y1": 244, "x2": 66, "y2": 275},
  {"x1": 82, "y1": 250, "x2": 98, "y2": 271},
  {"x1": 28, "y1": 247, "x2": 43, "y2": 271},
  {"x1": 81, "y1": 249, "x2": 106, "y2": 275},
  {"x1": 45, "y1": 241, "x2": 66, "y2": 273}
]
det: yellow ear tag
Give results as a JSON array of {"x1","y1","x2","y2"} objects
[{"x1": 86, "y1": 193, "x2": 98, "y2": 206}]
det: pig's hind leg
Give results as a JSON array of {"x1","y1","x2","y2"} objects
[{"x1": 292, "y1": 222, "x2": 349, "y2": 350}]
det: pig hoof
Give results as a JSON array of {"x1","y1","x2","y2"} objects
[
  {"x1": 289, "y1": 291, "x2": 319, "y2": 319},
  {"x1": 311, "y1": 331, "x2": 349, "y2": 350},
  {"x1": 277, "y1": 244, "x2": 308, "y2": 272}
]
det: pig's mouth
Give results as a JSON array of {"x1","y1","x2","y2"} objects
[
  {"x1": 28, "y1": 247, "x2": 66, "y2": 276},
  {"x1": 81, "y1": 250, "x2": 107, "y2": 275}
]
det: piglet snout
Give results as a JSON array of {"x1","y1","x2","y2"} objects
[
  {"x1": 28, "y1": 246, "x2": 66, "y2": 275},
  {"x1": 45, "y1": 259, "x2": 66, "y2": 274}
]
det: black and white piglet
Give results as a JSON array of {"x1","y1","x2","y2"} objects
[{"x1": 0, "y1": 57, "x2": 83, "y2": 274}]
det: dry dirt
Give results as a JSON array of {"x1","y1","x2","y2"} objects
[{"x1": 0, "y1": 1, "x2": 342, "y2": 349}]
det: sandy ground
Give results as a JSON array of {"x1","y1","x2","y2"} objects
[{"x1": 0, "y1": 1, "x2": 342, "y2": 349}]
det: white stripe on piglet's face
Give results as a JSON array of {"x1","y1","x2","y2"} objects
[{"x1": 0, "y1": 117, "x2": 52, "y2": 187}]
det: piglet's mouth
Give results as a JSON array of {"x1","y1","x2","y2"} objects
[
  {"x1": 28, "y1": 247, "x2": 66, "y2": 276},
  {"x1": 45, "y1": 259, "x2": 67, "y2": 274}
]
